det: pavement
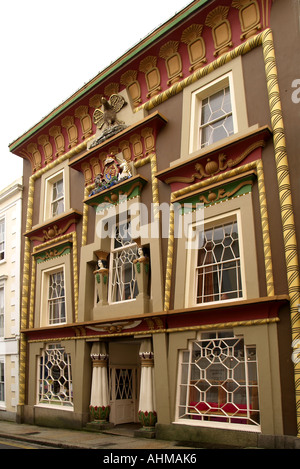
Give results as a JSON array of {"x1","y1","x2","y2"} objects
[{"x1": 0, "y1": 420, "x2": 203, "y2": 451}]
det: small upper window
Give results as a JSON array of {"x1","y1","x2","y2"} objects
[
  {"x1": 51, "y1": 178, "x2": 64, "y2": 217},
  {"x1": 199, "y1": 86, "x2": 234, "y2": 148},
  {"x1": 190, "y1": 73, "x2": 237, "y2": 153},
  {"x1": 0, "y1": 219, "x2": 5, "y2": 261},
  {"x1": 44, "y1": 170, "x2": 65, "y2": 221}
]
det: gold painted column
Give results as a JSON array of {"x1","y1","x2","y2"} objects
[{"x1": 262, "y1": 28, "x2": 300, "y2": 436}]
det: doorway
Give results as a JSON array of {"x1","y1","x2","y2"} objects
[{"x1": 109, "y1": 366, "x2": 139, "y2": 424}]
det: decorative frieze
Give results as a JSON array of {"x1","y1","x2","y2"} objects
[
  {"x1": 139, "y1": 56, "x2": 161, "y2": 98},
  {"x1": 159, "y1": 41, "x2": 183, "y2": 86},
  {"x1": 181, "y1": 24, "x2": 207, "y2": 71},
  {"x1": 61, "y1": 115, "x2": 78, "y2": 149},
  {"x1": 205, "y1": 6, "x2": 233, "y2": 56},
  {"x1": 232, "y1": 0, "x2": 261, "y2": 39},
  {"x1": 120, "y1": 70, "x2": 142, "y2": 107},
  {"x1": 37, "y1": 135, "x2": 53, "y2": 165},
  {"x1": 75, "y1": 105, "x2": 93, "y2": 140},
  {"x1": 27, "y1": 143, "x2": 42, "y2": 172},
  {"x1": 49, "y1": 126, "x2": 65, "y2": 157}
]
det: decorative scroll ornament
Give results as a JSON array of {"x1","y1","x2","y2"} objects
[{"x1": 165, "y1": 141, "x2": 265, "y2": 185}]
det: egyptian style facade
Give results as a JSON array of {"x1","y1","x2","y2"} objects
[
  {"x1": 0, "y1": 178, "x2": 23, "y2": 421},
  {"x1": 9, "y1": 0, "x2": 300, "y2": 447}
]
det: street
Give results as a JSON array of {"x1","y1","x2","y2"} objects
[{"x1": 0, "y1": 438, "x2": 57, "y2": 450}]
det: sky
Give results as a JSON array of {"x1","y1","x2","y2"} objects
[{"x1": 0, "y1": 0, "x2": 193, "y2": 193}]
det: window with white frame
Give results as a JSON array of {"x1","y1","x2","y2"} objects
[
  {"x1": 0, "y1": 218, "x2": 5, "y2": 261},
  {"x1": 0, "y1": 359, "x2": 4, "y2": 404},
  {"x1": 187, "y1": 212, "x2": 244, "y2": 306},
  {"x1": 51, "y1": 178, "x2": 64, "y2": 217},
  {"x1": 48, "y1": 268, "x2": 66, "y2": 325},
  {"x1": 44, "y1": 170, "x2": 65, "y2": 220},
  {"x1": 0, "y1": 286, "x2": 4, "y2": 337},
  {"x1": 109, "y1": 220, "x2": 139, "y2": 303},
  {"x1": 190, "y1": 73, "x2": 236, "y2": 153},
  {"x1": 176, "y1": 330, "x2": 260, "y2": 428},
  {"x1": 38, "y1": 343, "x2": 73, "y2": 408}
]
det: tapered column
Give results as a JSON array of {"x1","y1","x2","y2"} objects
[
  {"x1": 138, "y1": 339, "x2": 157, "y2": 429},
  {"x1": 89, "y1": 342, "x2": 110, "y2": 422}
]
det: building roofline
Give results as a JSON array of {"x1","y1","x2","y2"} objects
[{"x1": 9, "y1": 0, "x2": 211, "y2": 152}]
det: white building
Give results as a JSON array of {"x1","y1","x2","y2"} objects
[{"x1": 0, "y1": 178, "x2": 23, "y2": 421}]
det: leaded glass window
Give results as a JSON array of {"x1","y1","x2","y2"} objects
[
  {"x1": 177, "y1": 331, "x2": 260, "y2": 427},
  {"x1": 196, "y1": 219, "x2": 242, "y2": 303},
  {"x1": 199, "y1": 87, "x2": 234, "y2": 148},
  {"x1": 48, "y1": 270, "x2": 66, "y2": 324},
  {"x1": 109, "y1": 221, "x2": 138, "y2": 302},
  {"x1": 38, "y1": 343, "x2": 73, "y2": 407},
  {"x1": 51, "y1": 178, "x2": 64, "y2": 217}
]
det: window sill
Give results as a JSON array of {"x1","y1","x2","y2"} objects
[
  {"x1": 172, "y1": 419, "x2": 261, "y2": 433},
  {"x1": 35, "y1": 403, "x2": 74, "y2": 412},
  {"x1": 93, "y1": 295, "x2": 149, "y2": 322},
  {"x1": 189, "y1": 295, "x2": 245, "y2": 309}
]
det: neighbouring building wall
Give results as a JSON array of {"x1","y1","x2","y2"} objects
[
  {"x1": 0, "y1": 178, "x2": 23, "y2": 421},
  {"x1": 8, "y1": 0, "x2": 300, "y2": 448}
]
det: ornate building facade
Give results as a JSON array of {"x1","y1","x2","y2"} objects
[
  {"x1": 0, "y1": 178, "x2": 23, "y2": 421},
  {"x1": 9, "y1": 0, "x2": 300, "y2": 447}
]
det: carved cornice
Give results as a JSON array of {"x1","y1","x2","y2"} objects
[
  {"x1": 24, "y1": 209, "x2": 82, "y2": 243},
  {"x1": 156, "y1": 126, "x2": 272, "y2": 188}
]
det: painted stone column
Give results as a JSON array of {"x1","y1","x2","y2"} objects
[
  {"x1": 89, "y1": 342, "x2": 110, "y2": 423},
  {"x1": 138, "y1": 339, "x2": 157, "y2": 429}
]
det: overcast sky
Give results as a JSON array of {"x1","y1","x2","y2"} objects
[{"x1": 0, "y1": 0, "x2": 192, "y2": 192}]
